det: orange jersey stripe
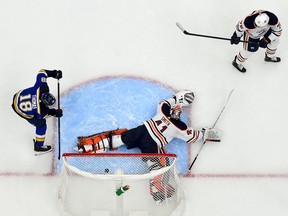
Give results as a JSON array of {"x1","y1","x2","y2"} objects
[
  {"x1": 147, "y1": 119, "x2": 167, "y2": 147},
  {"x1": 187, "y1": 130, "x2": 199, "y2": 144}
]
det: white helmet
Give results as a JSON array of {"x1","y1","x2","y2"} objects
[
  {"x1": 254, "y1": 13, "x2": 269, "y2": 27},
  {"x1": 173, "y1": 90, "x2": 195, "y2": 107}
]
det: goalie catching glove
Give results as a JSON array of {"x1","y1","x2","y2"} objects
[
  {"x1": 173, "y1": 90, "x2": 195, "y2": 107},
  {"x1": 202, "y1": 128, "x2": 222, "y2": 142}
]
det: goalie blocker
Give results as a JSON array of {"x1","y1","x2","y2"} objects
[{"x1": 203, "y1": 128, "x2": 222, "y2": 142}]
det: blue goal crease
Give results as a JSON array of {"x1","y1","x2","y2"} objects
[{"x1": 54, "y1": 77, "x2": 190, "y2": 175}]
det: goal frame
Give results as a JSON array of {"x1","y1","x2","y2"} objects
[{"x1": 58, "y1": 153, "x2": 185, "y2": 216}]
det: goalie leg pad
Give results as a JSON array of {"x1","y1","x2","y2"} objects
[
  {"x1": 78, "y1": 128, "x2": 127, "y2": 146},
  {"x1": 76, "y1": 128, "x2": 127, "y2": 153}
]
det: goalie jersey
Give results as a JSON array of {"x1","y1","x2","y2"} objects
[{"x1": 143, "y1": 100, "x2": 203, "y2": 150}]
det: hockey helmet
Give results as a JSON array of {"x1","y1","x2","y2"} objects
[
  {"x1": 254, "y1": 13, "x2": 269, "y2": 27},
  {"x1": 170, "y1": 105, "x2": 182, "y2": 120},
  {"x1": 173, "y1": 90, "x2": 195, "y2": 107},
  {"x1": 41, "y1": 92, "x2": 56, "y2": 107}
]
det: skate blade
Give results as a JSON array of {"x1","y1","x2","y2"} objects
[
  {"x1": 73, "y1": 146, "x2": 83, "y2": 153},
  {"x1": 34, "y1": 149, "x2": 52, "y2": 156}
]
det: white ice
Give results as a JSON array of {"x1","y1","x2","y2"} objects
[{"x1": 0, "y1": 0, "x2": 288, "y2": 215}]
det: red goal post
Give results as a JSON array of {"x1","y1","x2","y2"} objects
[{"x1": 58, "y1": 153, "x2": 185, "y2": 216}]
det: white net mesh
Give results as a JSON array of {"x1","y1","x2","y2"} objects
[{"x1": 58, "y1": 153, "x2": 184, "y2": 216}]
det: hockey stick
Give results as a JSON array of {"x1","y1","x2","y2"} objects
[
  {"x1": 57, "y1": 79, "x2": 61, "y2": 160},
  {"x1": 176, "y1": 22, "x2": 256, "y2": 44},
  {"x1": 188, "y1": 89, "x2": 235, "y2": 172}
]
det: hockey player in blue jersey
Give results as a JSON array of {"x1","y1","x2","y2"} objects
[
  {"x1": 12, "y1": 69, "x2": 63, "y2": 155},
  {"x1": 230, "y1": 10, "x2": 282, "y2": 73}
]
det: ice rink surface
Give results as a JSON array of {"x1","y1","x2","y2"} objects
[{"x1": 0, "y1": 0, "x2": 288, "y2": 215}]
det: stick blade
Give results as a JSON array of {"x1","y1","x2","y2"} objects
[
  {"x1": 176, "y1": 22, "x2": 185, "y2": 32},
  {"x1": 227, "y1": 89, "x2": 235, "y2": 102}
]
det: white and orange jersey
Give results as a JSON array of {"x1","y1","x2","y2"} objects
[
  {"x1": 143, "y1": 100, "x2": 203, "y2": 150},
  {"x1": 235, "y1": 10, "x2": 282, "y2": 40}
]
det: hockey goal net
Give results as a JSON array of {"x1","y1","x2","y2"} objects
[{"x1": 58, "y1": 153, "x2": 184, "y2": 216}]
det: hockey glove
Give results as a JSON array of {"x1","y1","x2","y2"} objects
[
  {"x1": 202, "y1": 128, "x2": 222, "y2": 142},
  {"x1": 44, "y1": 69, "x2": 62, "y2": 79},
  {"x1": 54, "y1": 109, "x2": 63, "y2": 117},
  {"x1": 55, "y1": 70, "x2": 62, "y2": 79},
  {"x1": 259, "y1": 37, "x2": 270, "y2": 48},
  {"x1": 230, "y1": 32, "x2": 240, "y2": 45},
  {"x1": 173, "y1": 90, "x2": 194, "y2": 107}
]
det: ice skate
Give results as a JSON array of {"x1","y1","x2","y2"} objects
[
  {"x1": 74, "y1": 144, "x2": 95, "y2": 153},
  {"x1": 73, "y1": 145, "x2": 84, "y2": 153},
  {"x1": 232, "y1": 56, "x2": 246, "y2": 73},
  {"x1": 264, "y1": 53, "x2": 281, "y2": 62},
  {"x1": 33, "y1": 139, "x2": 52, "y2": 156}
]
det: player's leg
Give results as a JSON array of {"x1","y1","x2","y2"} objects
[
  {"x1": 232, "y1": 33, "x2": 259, "y2": 72},
  {"x1": 75, "y1": 128, "x2": 127, "y2": 153},
  {"x1": 27, "y1": 118, "x2": 52, "y2": 153},
  {"x1": 265, "y1": 37, "x2": 281, "y2": 62}
]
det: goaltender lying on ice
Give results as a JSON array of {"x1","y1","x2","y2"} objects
[
  {"x1": 74, "y1": 90, "x2": 222, "y2": 155},
  {"x1": 74, "y1": 90, "x2": 222, "y2": 203}
]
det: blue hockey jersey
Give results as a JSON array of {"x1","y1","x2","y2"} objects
[{"x1": 12, "y1": 71, "x2": 52, "y2": 120}]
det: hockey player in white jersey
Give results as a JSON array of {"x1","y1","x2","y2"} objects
[
  {"x1": 75, "y1": 90, "x2": 221, "y2": 203},
  {"x1": 230, "y1": 10, "x2": 282, "y2": 73}
]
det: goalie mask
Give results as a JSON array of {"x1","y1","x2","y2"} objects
[
  {"x1": 170, "y1": 105, "x2": 182, "y2": 120},
  {"x1": 41, "y1": 92, "x2": 56, "y2": 108}
]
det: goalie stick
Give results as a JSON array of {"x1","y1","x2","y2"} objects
[
  {"x1": 176, "y1": 22, "x2": 256, "y2": 44},
  {"x1": 188, "y1": 89, "x2": 235, "y2": 171}
]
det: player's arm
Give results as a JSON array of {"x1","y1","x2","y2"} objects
[
  {"x1": 160, "y1": 100, "x2": 173, "y2": 117},
  {"x1": 39, "y1": 105, "x2": 63, "y2": 118},
  {"x1": 235, "y1": 20, "x2": 247, "y2": 36},
  {"x1": 39, "y1": 69, "x2": 62, "y2": 79},
  {"x1": 266, "y1": 12, "x2": 282, "y2": 41},
  {"x1": 179, "y1": 127, "x2": 222, "y2": 144},
  {"x1": 231, "y1": 17, "x2": 250, "y2": 45},
  {"x1": 178, "y1": 128, "x2": 203, "y2": 144},
  {"x1": 165, "y1": 97, "x2": 176, "y2": 108}
]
